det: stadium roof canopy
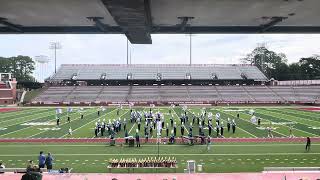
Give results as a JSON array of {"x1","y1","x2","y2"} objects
[{"x1": 0, "y1": 0, "x2": 320, "y2": 44}]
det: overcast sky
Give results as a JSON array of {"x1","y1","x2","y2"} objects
[{"x1": 1, "y1": 34, "x2": 320, "y2": 81}]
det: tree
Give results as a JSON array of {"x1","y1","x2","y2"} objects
[
  {"x1": 287, "y1": 63, "x2": 303, "y2": 80},
  {"x1": 0, "y1": 55, "x2": 35, "y2": 81},
  {"x1": 241, "y1": 45, "x2": 288, "y2": 79},
  {"x1": 297, "y1": 55, "x2": 320, "y2": 80}
]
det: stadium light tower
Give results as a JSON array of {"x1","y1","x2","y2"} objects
[
  {"x1": 34, "y1": 55, "x2": 50, "y2": 83},
  {"x1": 189, "y1": 33, "x2": 192, "y2": 66},
  {"x1": 127, "y1": 38, "x2": 129, "y2": 65},
  {"x1": 187, "y1": 33, "x2": 196, "y2": 66},
  {"x1": 49, "y1": 42, "x2": 62, "y2": 73}
]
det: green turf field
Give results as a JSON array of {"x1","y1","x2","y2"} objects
[
  {"x1": 0, "y1": 106, "x2": 319, "y2": 138},
  {"x1": 0, "y1": 106, "x2": 319, "y2": 173},
  {"x1": 0, "y1": 142, "x2": 319, "y2": 173}
]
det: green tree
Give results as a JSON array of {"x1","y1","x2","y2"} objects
[
  {"x1": 287, "y1": 63, "x2": 303, "y2": 80},
  {"x1": 297, "y1": 55, "x2": 320, "y2": 80},
  {"x1": 241, "y1": 45, "x2": 289, "y2": 79},
  {"x1": 0, "y1": 55, "x2": 35, "y2": 81}
]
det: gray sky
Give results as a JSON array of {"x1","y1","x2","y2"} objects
[{"x1": 1, "y1": 34, "x2": 320, "y2": 81}]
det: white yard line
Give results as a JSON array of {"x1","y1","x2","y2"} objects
[
  {"x1": 254, "y1": 111, "x2": 319, "y2": 137},
  {"x1": 29, "y1": 109, "x2": 98, "y2": 138},
  {"x1": 264, "y1": 109, "x2": 320, "y2": 124},
  {"x1": 231, "y1": 124, "x2": 257, "y2": 138},
  {"x1": 0, "y1": 152, "x2": 319, "y2": 156},
  {"x1": 1, "y1": 143, "x2": 319, "y2": 147},
  {"x1": 0, "y1": 110, "x2": 55, "y2": 127},
  {"x1": 237, "y1": 111, "x2": 288, "y2": 137},
  {"x1": 128, "y1": 123, "x2": 136, "y2": 134},
  {"x1": 0, "y1": 112, "x2": 66, "y2": 137},
  {"x1": 0, "y1": 109, "x2": 49, "y2": 121}
]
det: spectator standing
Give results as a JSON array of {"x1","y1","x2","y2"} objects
[
  {"x1": 0, "y1": 162, "x2": 4, "y2": 169},
  {"x1": 45, "y1": 153, "x2": 54, "y2": 171},
  {"x1": 0, "y1": 162, "x2": 5, "y2": 174},
  {"x1": 26, "y1": 160, "x2": 34, "y2": 172},
  {"x1": 23, "y1": 160, "x2": 42, "y2": 180},
  {"x1": 38, "y1": 151, "x2": 46, "y2": 169},
  {"x1": 306, "y1": 137, "x2": 311, "y2": 152}
]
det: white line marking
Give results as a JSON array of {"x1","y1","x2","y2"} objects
[
  {"x1": 0, "y1": 152, "x2": 318, "y2": 156},
  {"x1": 6, "y1": 143, "x2": 318, "y2": 147},
  {"x1": 0, "y1": 109, "x2": 50, "y2": 123},
  {"x1": 29, "y1": 110, "x2": 97, "y2": 138},
  {"x1": 0, "y1": 111, "x2": 63, "y2": 137}
]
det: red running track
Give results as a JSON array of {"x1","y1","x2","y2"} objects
[
  {"x1": 0, "y1": 137, "x2": 319, "y2": 143},
  {"x1": 0, "y1": 108, "x2": 19, "y2": 112},
  {"x1": 1, "y1": 172, "x2": 320, "y2": 180},
  {"x1": 299, "y1": 107, "x2": 320, "y2": 112}
]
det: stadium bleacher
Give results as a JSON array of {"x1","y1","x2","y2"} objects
[
  {"x1": 33, "y1": 85, "x2": 320, "y2": 104},
  {"x1": 0, "y1": 80, "x2": 16, "y2": 105},
  {"x1": 29, "y1": 64, "x2": 320, "y2": 104},
  {"x1": 49, "y1": 64, "x2": 268, "y2": 81}
]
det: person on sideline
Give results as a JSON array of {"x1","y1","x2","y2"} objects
[
  {"x1": 45, "y1": 153, "x2": 54, "y2": 171},
  {"x1": 306, "y1": 137, "x2": 311, "y2": 152},
  {"x1": 38, "y1": 151, "x2": 46, "y2": 169}
]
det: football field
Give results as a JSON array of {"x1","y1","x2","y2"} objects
[
  {"x1": 0, "y1": 106, "x2": 319, "y2": 173},
  {"x1": 0, "y1": 106, "x2": 319, "y2": 138}
]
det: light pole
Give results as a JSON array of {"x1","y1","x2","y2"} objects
[
  {"x1": 49, "y1": 42, "x2": 62, "y2": 73},
  {"x1": 34, "y1": 55, "x2": 50, "y2": 83},
  {"x1": 127, "y1": 38, "x2": 129, "y2": 65},
  {"x1": 189, "y1": 33, "x2": 192, "y2": 66},
  {"x1": 187, "y1": 34, "x2": 196, "y2": 66}
]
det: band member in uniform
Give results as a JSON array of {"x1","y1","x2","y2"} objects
[
  {"x1": 227, "y1": 118, "x2": 231, "y2": 132},
  {"x1": 135, "y1": 129, "x2": 140, "y2": 147},
  {"x1": 216, "y1": 122, "x2": 220, "y2": 137},
  {"x1": 232, "y1": 120, "x2": 236, "y2": 134},
  {"x1": 138, "y1": 120, "x2": 141, "y2": 131},
  {"x1": 189, "y1": 122, "x2": 193, "y2": 134},
  {"x1": 199, "y1": 124, "x2": 202, "y2": 136},
  {"x1": 125, "y1": 130, "x2": 129, "y2": 144},
  {"x1": 289, "y1": 125, "x2": 294, "y2": 138},
  {"x1": 170, "y1": 116, "x2": 174, "y2": 127},
  {"x1": 180, "y1": 123, "x2": 185, "y2": 136},
  {"x1": 94, "y1": 126, "x2": 98, "y2": 137},
  {"x1": 56, "y1": 117, "x2": 60, "y2": 126},
  {"x1": 101, "y1": 121, "x2": 106, "y2": 136},
  {"x1": 173, "y1": 122, "x2": 177, "y2": 136},
  {"x1": 145, "y1": 131, "x2": 149, "y2": 143},
  {"x1": 207, "y1": 136, "x2": 211, "y2": 151},
  {"x1": 68, "y1": 127, "x2": 72, "y2": 136},
  {"x1": 150, "y1": 126, "x2": 153, "y2": 137},
  {"x1": 257, "y1": 118, "x2": 261, "y2": 126},
  {"x1": 220, "y1": 122, "x2": 224, "y2": 137},
  {"x1": 208, "y1": 121, "x2": 212, "y2": 136}
]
